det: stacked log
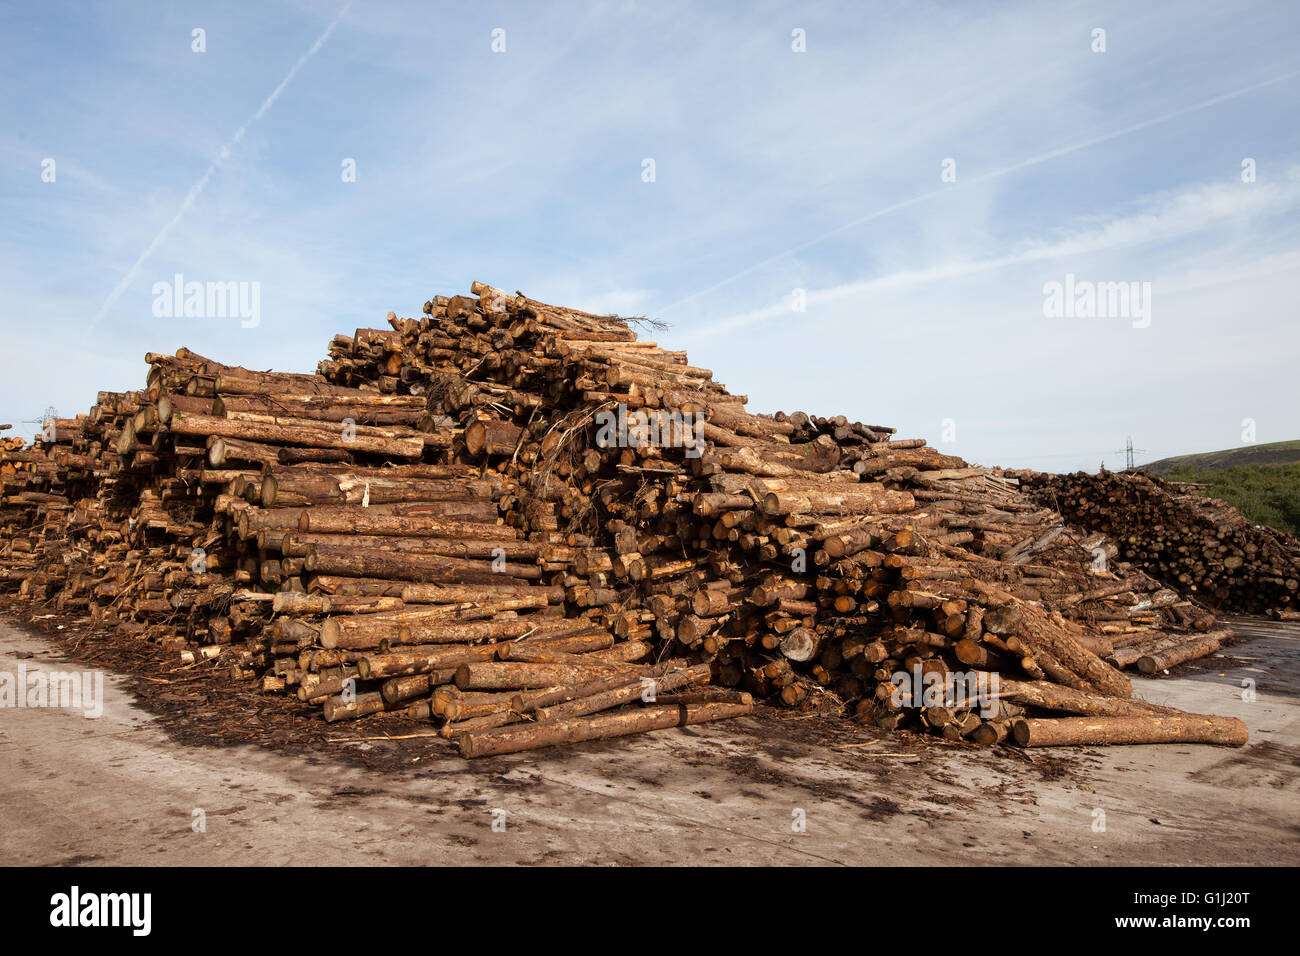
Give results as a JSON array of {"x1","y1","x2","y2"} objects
[
  {"x1": 0, "y1": 418, "x2": 92, "y2": 605},
  {"x1": 0, "y1": 283, "x2": 1263, "y2": 756},
  {"x1": 1017, "y1": 469, "x2": 1300, "y2": 615},
  {"x1": 0, "y1": 340, "x2": 747, "y2": 752},
  {"x1": 315, "y1": 282, "x2": 1251, "y2": 748},
  {"x1": 1, "y1": 438, "x2": 53, "y2": 595}
]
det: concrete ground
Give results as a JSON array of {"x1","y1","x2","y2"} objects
[{"x1": 1, "y1": 614, "x2": 1296, "y2": 865}]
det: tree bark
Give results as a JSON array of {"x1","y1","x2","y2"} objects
[
  {"x1": 1012, "y1": 714, "x2": 1248, "y2": 747},
  {"x1": 457, "y1": 700, "x2": 754, "y2": 757}
]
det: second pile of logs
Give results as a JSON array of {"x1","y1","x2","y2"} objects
[{"x1": 1018, "y1": 469, "x2": 1299, "y2": 616}]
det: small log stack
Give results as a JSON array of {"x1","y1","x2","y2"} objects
[{"x1": 1017, "y1": 469, "x2": 1300, "y2": 616}]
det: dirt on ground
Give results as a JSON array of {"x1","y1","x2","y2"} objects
[
  {"x1": 1, "y1": 603, "x2": 1079, "y2": 781},
  {"x1": 1, "y1": 607, "x2": 1296, "y2": 866}
]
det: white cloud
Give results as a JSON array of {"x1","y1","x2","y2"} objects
[{"x1": 692, "y1": 172, "x2": 1300, "y2": 337}]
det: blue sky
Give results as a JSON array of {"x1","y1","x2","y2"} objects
[{"x1": 2, "y1": 0, "x2": 1297, "y2": 471}]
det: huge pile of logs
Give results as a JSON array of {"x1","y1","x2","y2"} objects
[
  {"x1": 0, "y1": 282, "x2": 1261, "y2": 755},
  {"x1": 1018, "y1": 469, "x2": 1300, "y2": 616},
  {"x1": 312, "y1": 282, "x2": 1251, "y2": 749}
]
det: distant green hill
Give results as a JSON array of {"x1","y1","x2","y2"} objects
[{"x1": 1142, "y1": 440, "x2": 1300, "y2": 475}]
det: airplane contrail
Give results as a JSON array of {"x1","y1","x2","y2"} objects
[{"x1": 92, "y1": 1, "x2": 353, "y2": 325}]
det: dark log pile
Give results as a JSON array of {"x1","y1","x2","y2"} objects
[
  {"x1": 1, "y1": 282, "x2": 1265, "y2": 756},
  {"x1": 1017, "y1": 469, "x2": 1299, "y2": 616}
]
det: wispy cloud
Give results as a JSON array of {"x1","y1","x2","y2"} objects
[
  {"x1": 657, "y1": 69, "x2": 1300, "y2": 317},
  {"x1": 694, "y1": 172, "x2": 1300, "y2": 336},
  {"x1": 90, "y1": 1, "x2": 353, "y2": 325}
]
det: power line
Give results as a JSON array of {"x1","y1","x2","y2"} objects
[{"x1": 1114, "y1": 436, "x2": 1147, "y2": 471}]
